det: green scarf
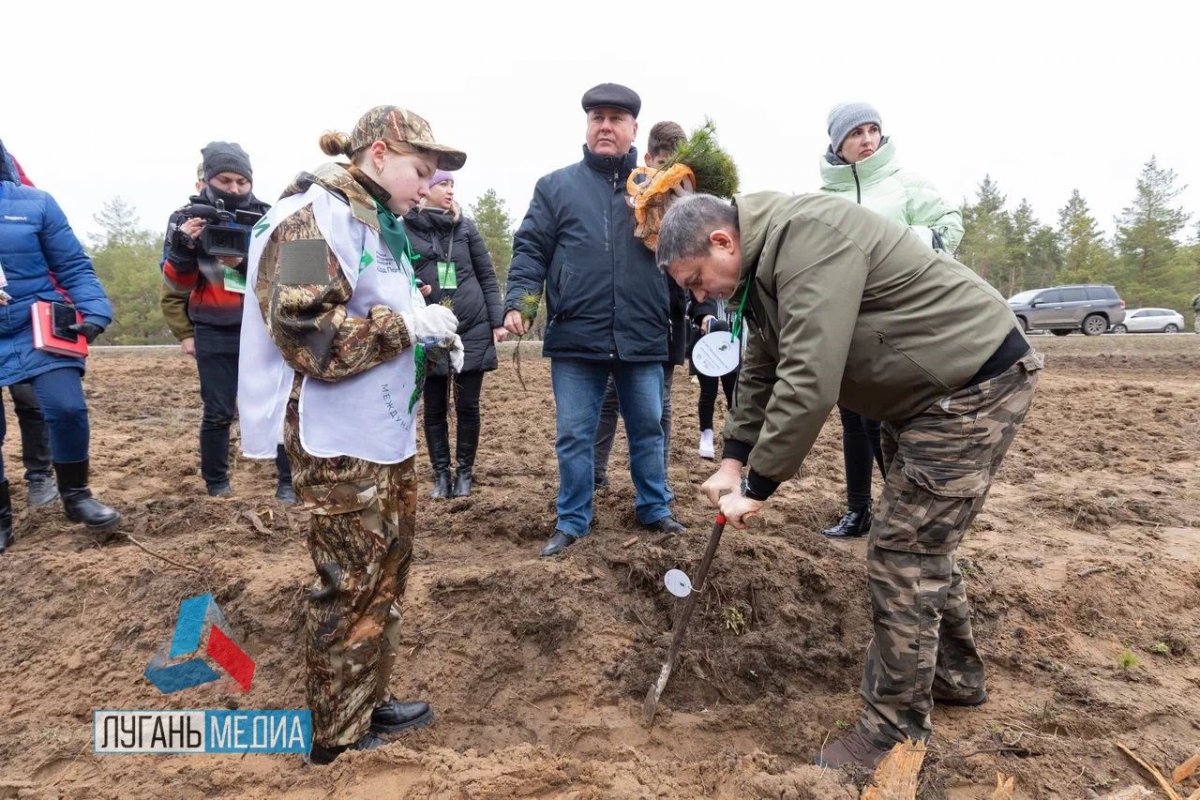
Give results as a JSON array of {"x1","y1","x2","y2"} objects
[{"x1": 375, "y1": 200, "x2": 421, "y2": 267}]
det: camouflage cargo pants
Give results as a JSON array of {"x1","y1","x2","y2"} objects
[
  {"x1": 283, "y1": 400, "x2": 417, "y2": 748},
  {"x1": 857, "y1": 351, "x2": 1042, "y2": 748}
]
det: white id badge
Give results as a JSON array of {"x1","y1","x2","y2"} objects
[{"x1": 691, "y1": 331, "x2": 740, "y2": 376}]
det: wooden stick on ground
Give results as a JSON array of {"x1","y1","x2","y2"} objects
[
  {"x1": 1174, "y1": 754, "x2": 1200, "y2": 785},
  {"x1": 1117, "y1": 743, "x2": 1183, "y2": 800},
  {"x1": 124, "y1": 533, "x2": 201, "y2": 574},
  {"x1": 861, "y1": 739, "x2": 926, "y2": 800}
]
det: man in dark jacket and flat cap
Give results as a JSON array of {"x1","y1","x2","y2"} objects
[{"x1": 504, "y1": 82, "x2": 685, "y2": 557}]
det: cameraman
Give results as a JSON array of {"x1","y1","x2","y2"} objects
[{"x1": 161, "y1": 142, "x2": 294, "y2": 501}]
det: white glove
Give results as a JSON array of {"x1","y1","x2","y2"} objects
[
  {"x1": 402, "y1": 304, "x2": 459, "y2": 343},
  {"x1": 401, "y1": 305, "x2": 465, "y2": 373},
  {"x1": 447, "y1": 333, "x2": 465, "y2": 373}
]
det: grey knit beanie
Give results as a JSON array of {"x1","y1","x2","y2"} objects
[
  {"x1": 827, "y1": 103, "x2": 882, "y2": 154},
  {"x1": 201, "y1": 141, "x2": 253, "y2": 182}
]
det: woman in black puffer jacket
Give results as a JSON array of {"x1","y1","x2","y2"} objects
[{"x1": 404, "y1": 171, "x2": 506, "y2": 498}]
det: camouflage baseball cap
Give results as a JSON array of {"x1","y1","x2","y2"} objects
[{"x1": 350, "y1": 105, "x2": 466, "y2": 170}]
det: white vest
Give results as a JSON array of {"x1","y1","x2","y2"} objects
[{"x1": 238, "y1": 184, "x2": 422, "y2": 464}]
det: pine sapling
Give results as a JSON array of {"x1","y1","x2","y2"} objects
[{"x1": 513, "y1": 291, "x2": 541, "y2": 392}]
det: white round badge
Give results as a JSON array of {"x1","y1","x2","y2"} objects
[
  {"x1": 691, "y1": 331, "x2": 740, "y2": 377},
  {"x1": 664, "y1": 569, "x2": 693, "y2": 598}
]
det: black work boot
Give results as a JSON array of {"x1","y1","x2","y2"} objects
[
  {"x1": 306, "y1": 731, "x2": 387, "y2": 766},
  {"x1": 814, "y1": 730, "x2": 889, "y2": 769},
  {"x1": 426, "y1": 421, "x2": 452, "y2": 499},
  {"x1": 0, "y1": 480, "x2": 13, "y2": 554},
  {"x1": 370, "y1": 698, "x2": 434, "y2": 735},
  {"x1": 452, "y1": 417, "x2": 479, "y2": 498},
  {"x1": 821, "y1": 505, "x2": 872, "y2": 538},
  {"x1": 54, "y1": 460, "x2": 121, "y2": 532}
]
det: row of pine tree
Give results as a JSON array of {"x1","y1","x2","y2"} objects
[
  {"x1": 958, "y1": 158, "x2": 1196, "y2": 313},
  {"x1": 84, "y1": 159, "x2": 1196, "y2": 344}
]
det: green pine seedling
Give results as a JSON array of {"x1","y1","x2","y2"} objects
[
  {"x1": 513, "y1": 292, "x2": 542, "y2": 392},
  {"x1": 1117, "y1": 645, "x2": 1139, "y2": 671}
]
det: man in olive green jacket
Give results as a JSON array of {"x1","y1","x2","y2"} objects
[{"x1": 657, "y1": 192, "x2": 1042, "y2": 769}]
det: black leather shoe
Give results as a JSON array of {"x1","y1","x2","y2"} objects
[
  {"x1": 644, "y1": 515, "x2": 686, "y2": 535},
  {"x1": 540, "y1": 530, "x2": 576, "y2": 557},
  {"x1": 370, "y1": 698, "x2": 434, "y2": 735},
  {"x1": 821, "y1": 507, "x2": 872, "y2": 538},
  {"x1": 431, "y1": 469, "x2": 452, "y2": 499},
  {"x1": 307, "y1": 731, "x2": 387, "y2": 765},
  {"x1": 275, "y1": 482, "x2": 298, "y2": 505},
  {"x1": 207, "y1": 482, "x2": 232, "y2": 498}
]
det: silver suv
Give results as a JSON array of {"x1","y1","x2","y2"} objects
[{"x1": 1007, "y1": 284, "x2": 1126, "y2": 336}]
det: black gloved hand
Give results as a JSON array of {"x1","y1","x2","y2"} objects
[
  {"x1": 68, "y1": 322, "x2": 104, "y2": 344},
  {"x1": 165, "y1": 222, "x2": 200, "y2": 267},
  {"x1": 708, "y1": 318, "x2": 732, "y2": 334}
]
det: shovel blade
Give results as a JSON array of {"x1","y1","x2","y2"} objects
[{"x1": 642, "y1": 659, "x2": 674, "y2": 725}]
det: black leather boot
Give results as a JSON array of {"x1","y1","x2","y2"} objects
[
  {"x1": 426, "y1": 421, "x2": 452, "y2": 500},
  {"x1": 431, "y1": 469, "x2": 452, "y2": 499},
  {"x1": 370, "y1": 698, "x2": 434, "y2": 735},
  {"x1": 54, "y1": 460, "x2": 121, "y2": 532},
  {"x1": 452, "y1": 417, "x2": 479, "y2": 498},
  {"x1": 0, "y1": 480, "x2": 13, "y2": 554},
  {"x1": 821, "y1": 505, "x2": 872, "y2": 538},
  {"x1": 452, "y1": 467, "x2": 472, "y2": 498},
  {"x1": 275, "y1": 445, "x2": 298, "y2": 504}
]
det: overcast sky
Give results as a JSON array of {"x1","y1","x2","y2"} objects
[{"x1": 6, "y1": 1, "x2": 1197, "y2": 246}]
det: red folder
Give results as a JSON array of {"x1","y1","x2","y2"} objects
[{"x1": 31, "y1": 300, "x2": 88, "y2": 358}]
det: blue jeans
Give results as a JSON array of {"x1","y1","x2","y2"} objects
[
  {"x1": 0, "y1": 367, "x2": 90, "y2": 482},
  {"x1": 593, "y1": 364, "x2": 674, "y2": 481},
  {"x1": 551, "y1": 357, "x2": 672, "y2": 536}
]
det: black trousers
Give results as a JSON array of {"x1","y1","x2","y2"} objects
[
  {"x1": 8, "y1": 382, "x2": 52, "y2": 479},
  {"x1": 838, "y1": 406, "x2": 885, "y2": 510},
  {"x1": 697, "y1": 369, "x2": 737, "y2": 430},
  {"x1": 423, "y1": 370, "x2": 485, "y2": 469},
  {"x1": 194, "y1": 323, "x2": 290, "y2": 487}
]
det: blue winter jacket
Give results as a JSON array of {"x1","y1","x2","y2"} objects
[
  {"x1": 505, "y1": 146, "x2": 668, "y2": 362},
  {"x1": 0, "y1": 141, "x2": 113, "y2": 385}
]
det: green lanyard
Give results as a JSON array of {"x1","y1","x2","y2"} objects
[
  {"x1": 374, "y1": 201, "x2": 428, "y2": 410},
  {"x1": 728, "y1": 277, "x2": 752, "y2": 342}
]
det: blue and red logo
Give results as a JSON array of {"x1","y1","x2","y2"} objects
[{"x1": 144, "y1": 594, "x2": 255, "y2": 694}]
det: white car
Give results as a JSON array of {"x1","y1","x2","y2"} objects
[{"x1": 1110, "y1": 308, "x2": 1186, "y2": 334}]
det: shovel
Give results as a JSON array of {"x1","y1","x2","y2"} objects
[{"x1": 642, "y1": 513, "x2": 727, "y2": 726}]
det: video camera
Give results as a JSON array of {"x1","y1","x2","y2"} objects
[{"x1": 174, "y1": 200, "x2": 263, "y2": 259}]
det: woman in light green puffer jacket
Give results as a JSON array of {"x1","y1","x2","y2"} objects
[
  {"x1": 817, "y1": 102, "x2": 964, "y2": 541},
  {"x1": 819, "y1": 104, "x2": 963, "y2": 254}
]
